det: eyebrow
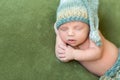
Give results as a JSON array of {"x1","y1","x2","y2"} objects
[
  {"x1": 74, "y1": 24, "x2": 83, "y2": 28},
  {"x1": 60, "y1": 25, "x2": 68, "y2": 28}
]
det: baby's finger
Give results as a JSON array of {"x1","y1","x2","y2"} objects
[
  {"x1": 59, "y1": 57, "x2": 69, "y2": 62},
  {"x1": 57, "y1": 47, "x2": 65, "y2": 53},
  {"x1": 58, "y1": 54, "x2": 65, "y2": 58},
  {"x1": 58, "y1": 44, "x2": 66, "y2": 50}
]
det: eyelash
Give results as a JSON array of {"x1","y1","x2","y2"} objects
[
  {"x1": 60, "y1": 27, "x2": 83, "y2": 31},
  {"x1": 60, "y1": 28, "x2": 68, "y2": 31},
  {"x1": 75, "y1": 27, "x2": 82, "y2": 30}
]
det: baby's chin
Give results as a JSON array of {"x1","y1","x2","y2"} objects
[{"x1": 67, "y1": 43, "x2": 80, "y2": 49}]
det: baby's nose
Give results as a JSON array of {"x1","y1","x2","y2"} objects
[{"x1": 68, "y1": 30, "x2": 74, "y2": 36}]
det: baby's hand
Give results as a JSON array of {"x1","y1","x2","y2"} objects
[
  {"x1": 64, "y1": 45, "x2": 75, "y2": 62},
  {"x1": 56, "y1": 44, "x2": 74, "y2": 62}
]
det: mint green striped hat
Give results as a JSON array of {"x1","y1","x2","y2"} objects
[{"x1": 54, "y1": 0, "x2": 102, "y2": 46}]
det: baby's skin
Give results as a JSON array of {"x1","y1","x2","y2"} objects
[{"x1": 54, "y1": 21, "x2": 118, "y2": 76}]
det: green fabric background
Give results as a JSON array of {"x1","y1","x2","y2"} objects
[{"x1": 0, "y1": 0, "x2": 120, "y2": 80}]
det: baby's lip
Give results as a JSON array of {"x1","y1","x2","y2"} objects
[
  {"x1": 67, "y1": 39, "x2": 76, "y2": 44},
  {"x1": 68, "y1": 39, "x2": 76, "y2": 41}
]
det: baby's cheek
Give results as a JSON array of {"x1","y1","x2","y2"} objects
[{"x1": 60, "y1": 36, "x2": 66, "y2": 42}]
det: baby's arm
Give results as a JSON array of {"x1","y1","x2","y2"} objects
[
  {"x1": 73, "y1": 41, "x2": 103, "y2": 61},
  {"x1": 56, "y1": 41, "x2": 102, "y2": 62}
]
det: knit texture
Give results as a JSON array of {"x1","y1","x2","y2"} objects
[
  {"x1": 56, "y1": 0, "x2": 89, "y2": 28},
  {"x1": 55, "y1": 0, "x2": 102, "y2": 46}
]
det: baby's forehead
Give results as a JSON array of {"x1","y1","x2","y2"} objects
[{"x1": 60, "y1": 21, "x2": 88, "y2": 27}]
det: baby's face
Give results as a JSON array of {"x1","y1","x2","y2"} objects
[{"x1": 58, "y1": 21, "x2": 89, "y2": 47}]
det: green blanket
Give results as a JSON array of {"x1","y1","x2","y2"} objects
[{"x1": 0, "y1": 0, "x2": 120, "y2": 80}]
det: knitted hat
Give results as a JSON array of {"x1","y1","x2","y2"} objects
[{"x1": 54, "y1": 0, "x2": 102, "y2": 46}]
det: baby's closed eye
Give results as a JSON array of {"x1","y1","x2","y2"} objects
[
  {"x1": 75, "y1": 26, "x2": 83, "y2": 30},
  {"x1": 59, "y1": 27, "x2": 68, "y2": 31}
]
